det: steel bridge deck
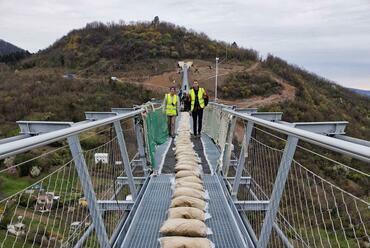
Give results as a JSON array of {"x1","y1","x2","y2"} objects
[{"x1": 120, "y1": 174, "x2": 248, "y2": 248}]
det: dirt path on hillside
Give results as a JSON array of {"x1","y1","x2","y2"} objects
[{"x1": 121, "y1": 61, "x2": 295, "y2": 108}]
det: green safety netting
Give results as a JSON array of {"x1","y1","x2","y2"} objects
[{"x1": 145, "y1": 108, "x2": 168, "y2": 169}]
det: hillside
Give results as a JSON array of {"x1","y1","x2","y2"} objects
[
  {"x1": 0, "y1": 39, "x2": 25, "y2": 56},
  {"x1": 21, "y1": 21, "x2": 258, "y2": 75},
  {"x1": 350, "y1": 88, "x2": 370, "y2": 98},
  {"x1": 0, "y1": 39, "x2": 31, "y2": 64}
]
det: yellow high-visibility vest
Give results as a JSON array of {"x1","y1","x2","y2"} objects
[
  {"x1": 190, "y1": 87, "x2": 205, "y2": 111},
  {"x1": 165, "y1": 94, "x2": 178, "y2": 116}
]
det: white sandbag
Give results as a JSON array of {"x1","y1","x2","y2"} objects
[
  {"x1": 176, "y1": 159, "x2": 201, "y2": 165},
  {"x1": 160, "y1": 218, "x2": 212, "y2": 237},
  {"x1": 167, "y1": 207, "x2": 207, "y2": 221},
  {"x1": 176, "y1": 170, "x2": 201, "y2": 179},
  {"x1": 176, "y1": 161, "x2": 200, "y2": 167},
  {"x1": 175, "y1": 154, "x2": 198, "y2": 160},
  {"x1": 174, "y1": 164, "x2": 201, "y2": 172},
  {"x1": 159, "y1": 237, "x2": 215, "y2": 248},
  {"x1": 175, "y1": 150, "x2": 197, "y2": 156},
  {"x1": 175, "y1": 181, "x2": 204, "y2": 191},
  {"x1": 173, "y1": 187, "x2": 207, "y2": 200},
  {"x1": 176, "y1": 176, "x2": 203, "y2": 185},
  {"x1": 170, "y1": 196, "x2": 208, "y2": 211}
]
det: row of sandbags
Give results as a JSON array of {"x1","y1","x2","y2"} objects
[{"x1": 159, "y1": 113, "x2": 214, "y2": 248}]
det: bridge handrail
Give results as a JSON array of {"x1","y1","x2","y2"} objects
[
  {"x1": 217, "y1": 104, "x2": 370, "y2": 163},
  {"x1": 0, "y1": 108, "x2": 144, "y2": 159}
]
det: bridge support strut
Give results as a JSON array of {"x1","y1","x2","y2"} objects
[
  {"x1": 232, "y1": 121, "x2": 254, "y2": 198},
  {"x1": 68, "y1": 135, "x2": 110, "y2": 248},
  {"x1": 113, "y1": 121, "x2": 137, "y2": 200},
  {"x1": 258, "y1": 135, "x2": 298, "y2": 248}
]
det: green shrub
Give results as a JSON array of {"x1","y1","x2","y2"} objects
[
  {"x1": 220, "y1": 71, "x2": 282, "y2": 99},
  {"x1": 14, "y1": 153, "x2": 40, "y2": 177}
]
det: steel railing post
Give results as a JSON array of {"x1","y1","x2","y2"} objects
[
  {"x1": 67, "y1": 135, "x2": 110, "y2": 248},
  {"x1": 113, "y1": 121, "x2": 137, "y2": 200},
  {"x1": 134, "y1": 117, "x2": 149, "y2": 176},
  {"x1": 222, "y1": 116, "x2": 237, "y2": 176},
  {"x1": 232, "y1": 121, "x2": 254, "y2": 199},
  {"x1": 258, "y1": 135, "x2": 299, "y2": 248}
]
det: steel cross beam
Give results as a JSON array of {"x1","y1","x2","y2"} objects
[
  {"x1": 85, "y1": 111, "x2": 118, "y2": 121},
  {"x1": 284, "y1": 121, "x2": 348, "y2": 135},
  {"x1": 116, "y1": 176, "x2": 146, "y2": 185},
  {"x1": 235, "y1": 108, "x2": 258, "y2": 114},
  {"x1": 111, "y1": 108, "x2": 136, "y2": 114},
  {"x1": 250, "y1": 112, "x2": 283, "y2": 122},
  {"x1": 17, "y1": 121, "x2": 73, "y2": 135},
  {"x1": 258, "y1": 135, "x2": 299, "y2": 248},
  {"x1": 235, "y1": 200, "x2": 270, "y2": 211},
  {"x1": 226, "y1": 176, "x2": 251, "y2": 185},
  {"x1": 68, "y1": 135, "x2": 110, "y2": 248},
  {"x1": 98, "y1": 200, "x2": 134, "y2": 211}
]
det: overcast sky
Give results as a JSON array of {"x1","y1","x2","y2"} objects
[{"x1": 1, "y1": 0, "x2": 369, "y2": 90}]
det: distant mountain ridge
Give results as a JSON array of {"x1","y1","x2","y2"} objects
[
  {"x1": 0, "y1": 39, "x2": 25, "y2": 56},
  {"x1": 349, "y1": 88, "x2": 370, "y2": 97}
]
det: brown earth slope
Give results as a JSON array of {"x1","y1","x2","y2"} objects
[{"x1": 124, "y1": 60, "x2": 296, "y2": 108}]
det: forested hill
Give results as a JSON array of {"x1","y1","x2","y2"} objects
[
  {"x1": 0, "y1": 39, "x2": 31, "y2": 64},
  {"x1": 21, "y1": 21, "x2": 258, "y2": 71},
  {"x1": 0, "y1": 39, "x2": 25, "y2": 56}
]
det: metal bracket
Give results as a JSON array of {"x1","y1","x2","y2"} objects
[
  {"x1": 111, "y1": 108, "x2": 136, "y2": 114},
  {"x1": 116, "y1": 177, "x2": 146, "y2": 185},
  {"x1": 235, "y1": 108, "x2": 258, "y2": 114},
  {"x1": 98, "y1": 200, "x2": 134, "y2": 211},
  {"x1": 85, "y1": 112, "x2": 117, "y2": 121},
  {"x1": 235, "y1": 200, "x2": 270, "y2": 211},
  {"x1": 17, "y1": 121, "x2": 73, "y2": 135},
  {"x1": 226, "y1": 176, "x2": 251, "y2": 185},
  {"x1": 250, "y1": 112, "x2": 283, "y2": 122}
]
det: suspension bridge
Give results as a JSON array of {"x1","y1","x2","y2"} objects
[{"x1": 0, "y1": 64, "x2": 369, "y2": 248}]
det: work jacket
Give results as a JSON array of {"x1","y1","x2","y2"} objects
[
  {"x1": 164, "y1": 94, "x2": 178, "y2": 116},
  {"x1": 189, "y1": 87, "x2": 206, "y2": 112}
]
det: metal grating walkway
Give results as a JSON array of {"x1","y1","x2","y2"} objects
[
  {"x1": 120, "y1": 175, "x2": 172, "y2": 248},
  {"x1": 204, "y1": 175, "x2": 247, "y2": 247},
  {"x1": 120, "y1": 174, "x2": 249, "y2": 247}
]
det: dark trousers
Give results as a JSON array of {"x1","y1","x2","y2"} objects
[
  {"x1": 192, "y1": 108, "x2": 203, "y2": 135},
  {"x1": 167, "y1": 116, "x2": 176, "y2": 137}
]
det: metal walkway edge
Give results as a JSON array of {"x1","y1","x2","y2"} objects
[{"x1": 120, "y1": 175, "x2": 172, "y2": 248}]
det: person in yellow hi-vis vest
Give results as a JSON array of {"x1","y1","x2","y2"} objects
[
  {"x1": 163, "y1": 86, "x2": 179, "y2": 138},
  {"x1": 189, "y1": 80, "x2": 208, "y2": 137}
]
